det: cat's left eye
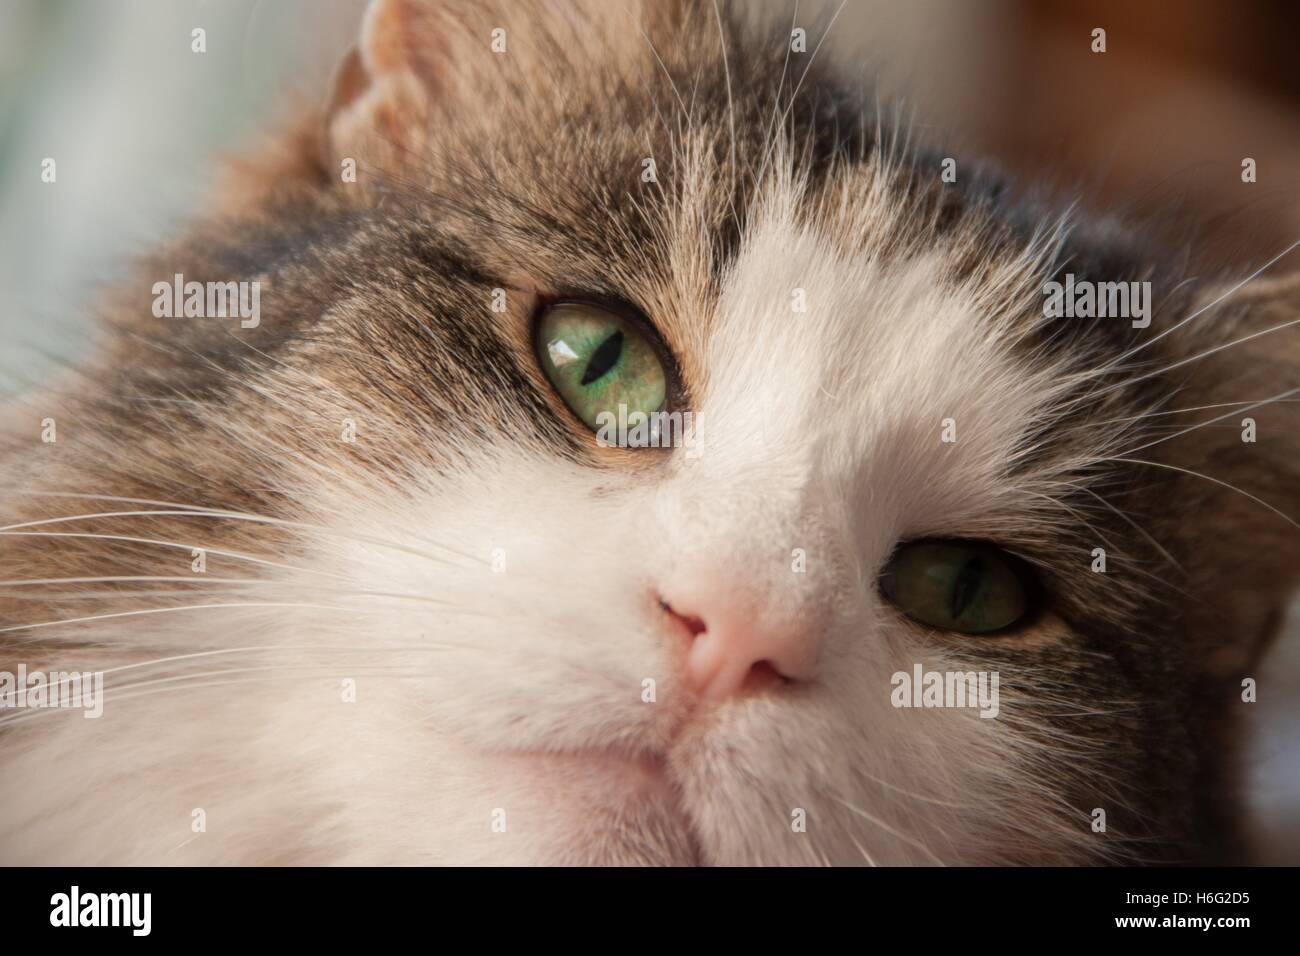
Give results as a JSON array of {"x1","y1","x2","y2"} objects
[
  {"x1": 535, "y1": 302, "x2": 668, "y2": 432},
  {"x1": 879, "y1": 540, "x2": 1036, "y2": 635}
]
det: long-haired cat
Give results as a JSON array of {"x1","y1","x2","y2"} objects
[{"x1": 1, "y1": 0, "x2": 1297, "y2": 865}]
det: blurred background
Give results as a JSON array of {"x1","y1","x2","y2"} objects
[
  {"x1": 0, "y1": 0, "x2": 1296, "y2": 862},
  {"x1": 0, "y1": 0, "x2": 364, "y2": 395}
]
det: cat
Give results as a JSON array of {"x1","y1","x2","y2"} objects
[{"x1": 1, "y1": 0, "x2": 1297, "y2": 865}]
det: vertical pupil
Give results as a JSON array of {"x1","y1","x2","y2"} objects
[
  {"x1": 580, "y1": 330, "x2": 625, "y2": 385},
  {"x1": 948, "y1": 555, "x2": 984, "y2": 619}
]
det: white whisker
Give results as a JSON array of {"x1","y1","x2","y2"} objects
[
  {"x1": 1116, "y1": 386, "x2": 1300, "y2": 457},
  {"x1": 1110, "y1": 237, "x2": 1300, "y2": 364},
  {"x1": 1095, "y1": 397, "x2": 1300, "y2": 425},
  {"x1": 831, "y1": 794, "x2": 945, "y2": 865},
  {"x1": 1110, "y1": 457, "x2": 1300, "y2": 531},
  {"x1": 0, "y1": 601, "x2": 383, "y2": 635},
  {"x1": 0, "y1": 530, "x2": 348, "y2": 580},
  {"x1": 0, "y1": 508, "x2": 478, "y2": 569},
  {"x1": 0, "y1": 669, "x2": 460, "y2": 729},
  {"x1": 0, "y1": 575, "x2": 460, "y2": 609},
  {"x1": 752, "y1": 0, "x2": 848, "y2": 192}
]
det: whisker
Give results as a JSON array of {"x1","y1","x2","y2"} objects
[
  {"x1": 7, "y1": 491, "x2": 482, "y2": 567},
  {"x1": 855, "y1": 768, "x2": 975, "y2": 810},
  {"x1": 1021, "y1": 489, "x2": 1116, "y2": 553},
  {"x1": 710, "y1": 0, "x2": 740, "y2": 233},
  {"x1": 759, "y1": 0, "x2": 799, "y2": 173},
  {"x1": 1109, "y1": 237, "x2": 1300, "y2": 364},
  {"x1": 752, "y1": 0, "x2": 848, "y2": 193},
  {"x1": 1095, "y1": 397, "x2": 1300, "y2": 425},
  {"x1": 0, "y1": 575, "x2": 458, "y2": 608},
  {"x1": 636, "y1": 24, "x2": 688, "y2": 118},
  {"x1": 1089, "y1": 315, "x2": 1300, "y2": 400},
  {"x1": 1073, "y1": 484, "x2": 1185, "y2": 575},
  {"x1": 0, "y1": 530, "x2": 348, "y2": 580},
  {"x1": 0, "y1": 508, "x2": 478, "y2": 569},
  {"x1": 1115, "y1": 386, "x2": 1300, "y2": 457},
  {"x1": 0, "y1": 601, "x2": 385, "y2": 635},
  {"x1": 0, "y1": 669, "x2": 461, "y2": 729},
  {"x1": 3, "y1": 643, "x2": 476, "y2": 696},
  {"x1": 848, "y1": 833, "x2": 878, "y2": 867},
  {"x1": 1109, "y1": 457, "x2": 1300, "y2": 531},
  {"x1": 11, "y1": 490, "x2": 252, "y2": 513},
  {"x1": 831, "y1": 794, "x2": 945, "y2": 865}
]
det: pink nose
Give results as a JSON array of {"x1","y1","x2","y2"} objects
[{"x1": 659, "y1": 593, "x2": 815, "y2": 701}]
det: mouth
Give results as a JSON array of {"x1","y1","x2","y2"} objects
[{"x1": 505, "y1": 746, "x2": 673, "y2": 796}]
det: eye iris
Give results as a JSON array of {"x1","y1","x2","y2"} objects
[
  {"x1": 536, "y1": 303, "x2": 668, "y2": 433},
  {"x1": 881, "y1": 541, "x2": 1031, "y2": 635}
]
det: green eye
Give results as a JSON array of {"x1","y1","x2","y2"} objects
[
  {"x1": 880, "y1": 540, "x2": 1034, "y2": 634},
  {"x1": 536, "y1": 302, "x2": 668, "y2": 432}
]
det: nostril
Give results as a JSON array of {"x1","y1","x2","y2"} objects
[
  {"x1": 656, "y1": 586, "x2": 814, "y2": 700},
  {"x1": 657, "y1": 596, "x2": 706, "y2": 637},
  {"x1": 743, "y1": 660, "x2": 790, "y2": 693}
]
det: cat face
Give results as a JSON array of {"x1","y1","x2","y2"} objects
[{"x1": 2, "y1": 0, "x2": 1297, "y2": 865}]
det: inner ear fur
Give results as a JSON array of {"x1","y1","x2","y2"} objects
[{"x1": 322, "y1": 0, "x2": 445, "y2": 178}]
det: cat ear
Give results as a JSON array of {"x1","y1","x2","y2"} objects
[
  {"x1": 323, "y1": 0, "x2": 447, "y2": 176},
  {"x1": 323, "y1": 0, "x2": 656, "y2": 179},
  {"x1": 1153, "y1": 273, "x2": 1300, "y2": 677}
]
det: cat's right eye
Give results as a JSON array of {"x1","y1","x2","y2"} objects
[
  {"x1": 535, "y1": 302, "x2": 669, "y2": 433},
  {"x1": 879, "y1": 540, "x2": 1037, "y2": 635}
]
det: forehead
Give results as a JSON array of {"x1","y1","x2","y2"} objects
[{"x1": 666, "y1": 171, "x2": 1063, "y2": 536}]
